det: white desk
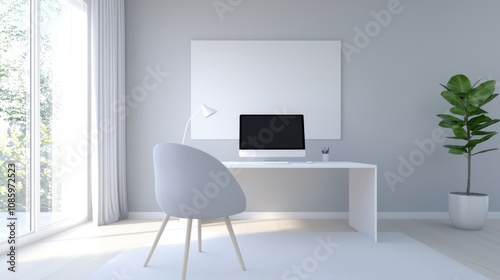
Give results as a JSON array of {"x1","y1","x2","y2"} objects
[{"x1": 223, "y1": 161, "x2": 377, "y2": 242}]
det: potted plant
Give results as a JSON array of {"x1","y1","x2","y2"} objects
[{"x1": 437, "y1": 74, "x2": 499, "y2": 230}]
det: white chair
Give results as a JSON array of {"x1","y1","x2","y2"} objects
[{"x1": 144, "y1": 143, "x2": 246, "y2": 280}]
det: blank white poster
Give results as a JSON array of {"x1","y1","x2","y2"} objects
[{"x1": 191, "y1": 40, "x2": 341, "y2": 140}]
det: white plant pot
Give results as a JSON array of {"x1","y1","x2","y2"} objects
[{"x1": 448, "y1": 192, "x2": 488, "y2": 230}]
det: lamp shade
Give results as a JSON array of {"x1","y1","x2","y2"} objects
[{"x1": 201, "y1": 104, "x2": 217, "y2": 118}]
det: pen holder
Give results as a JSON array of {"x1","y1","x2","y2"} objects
[{"x1": 322, "y1": 154, "x2": 329, "y2": 162}]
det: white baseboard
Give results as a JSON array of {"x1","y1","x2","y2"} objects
[
  {"x1": 488, "y1": 212, "x2": 500, "y2": 219},
  {"x1": 128, "y1": 211, "x2": 500, "y2": 220},
  {"x1": 378, "y1": 212, "x2": 500, "y2": 219},
  {"x1": 232, "y1": 212, "x2": 349, "y2": 219},
  {"x1": 128, "y1": 212, "x2": 166, "y2": 220},
  {"x1": 378, "y1": 212, "x2": 449, "y2": 219}
]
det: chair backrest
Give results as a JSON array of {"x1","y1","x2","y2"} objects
[{"x1": 153, "y1": 143, "x2": 246, "y2": 219}]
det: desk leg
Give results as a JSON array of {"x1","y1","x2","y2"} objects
[{"x1": 349, "y1": 168, "x2": 377, "y2": 242}]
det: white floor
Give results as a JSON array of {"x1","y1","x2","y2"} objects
[
  {"x1": 0, "y1": 219, "x2": 499, "y2": 279},
  {"x1": 87, "y1": 231, "x2": 488, "y2": 280}
]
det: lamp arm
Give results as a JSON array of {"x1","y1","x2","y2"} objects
[{"x1": 182, "y1": 107, "x2": 201, "y2": 144}]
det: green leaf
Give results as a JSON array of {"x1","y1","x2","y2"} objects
[
  {"x1": 444, "y1": 145, "x2": 467, "y2": 155},
  {"x1": 438, "y1": 121, "x2": 454, "y2": 128},
  {"x1": 471, "y1": 130, "x2": 496, "y2": 136},
  {"x1": 437, "y1": 114, "x2": 463, "y2": 124},
  {"x1": 440, "y1": 83, "x2": 451, "y2": 91},
  {"x1": 443, "y1": 144, "x2": 465, "y2": 149},
  {"x1": 471, "y1": 78, "x2": 483, "y2": 88},
  {"x1": 473, "y1": 119, "x2": 499, "y2": 131},
  {"x1": 466, "y1": 102, "x2": 479, "y2": 113},
  {"x1": 467, "y1": 107, "x2": 487, "y2": 116},
  {"x1": 452, "y1": 126, "x2": 467, "y2": 139},
  {"x1": 480, "y1": 93, "x2": 498, "y2": 106},
  {"x1": 469, "y1": 80, "x2": 495, "y2": 106},
  {"x1": 469, "y1": 115, "x2": 490, "y2": 129},
  {"x1": 449, "y1": 107, "x2": 466, "y2": 116},
  {"x1": 446, "y1": 137, "x2": 468, "y2": 141},
  {"x1": 447, "y1": 74, "x2": 472, "y2": 93},
  {"x1": 472, "y1": 148, "x2": 498, "y2": 156},
  {"x1": 476, "y1": 132, "x2": 497, "y2": 143},
  {"x1": 441, "y1": 91, "x2": 463, "y2": 107},
  {"x1": 465, "y1": 140, "x2": 479, "y2": 149},
  {"x1": 465, "y1": 134, "x2": 497, "y2": 149}
]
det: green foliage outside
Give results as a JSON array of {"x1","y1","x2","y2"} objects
[{"x1": 0, "y1": 0, "x2": 61, "y2": 213}]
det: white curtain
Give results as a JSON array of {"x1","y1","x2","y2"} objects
[{"x1": 90, "y1": 0, "x2": 128, "y2": 225}]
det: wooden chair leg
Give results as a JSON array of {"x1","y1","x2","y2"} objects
[
  {"x1": 144, "y1": 214, "x2": 170, "y2": 267},
  {"x1": 198, "y1": 219, "x2": 202, "y2": 252},
  {"x1": 224, "y1": 216, "x2": 246, "y2": 271},
  {"x1": 182, "y1": 218, "x2": 193, "y2": 280}
]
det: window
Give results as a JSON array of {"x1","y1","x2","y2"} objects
[{"x1": 0, "y1": 0, "x2": 89, "y2": 242}]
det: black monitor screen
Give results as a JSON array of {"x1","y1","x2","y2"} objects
[{"x1": 239, "y1": 114, "x2": 305, "y2": 150}]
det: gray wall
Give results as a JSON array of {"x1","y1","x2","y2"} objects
[{"x1": 125, "y1": 0, "x2": 500, "y2": 213}]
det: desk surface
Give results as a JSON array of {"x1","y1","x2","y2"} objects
[{"x1": 222, "y1": 161, "x2": 376, "y2": 169}]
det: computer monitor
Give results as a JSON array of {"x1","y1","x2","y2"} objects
[{"x1": 239, "y1": 114, "x2": 306, "y2": 158}]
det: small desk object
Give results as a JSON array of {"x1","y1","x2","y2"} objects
[{"x1": 222, "y1": 161, "x2": 378, "y2": 242}]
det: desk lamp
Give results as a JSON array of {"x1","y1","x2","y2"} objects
[{"x1": 182, "y1": 104, "x2": 217, "y2": 144}]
